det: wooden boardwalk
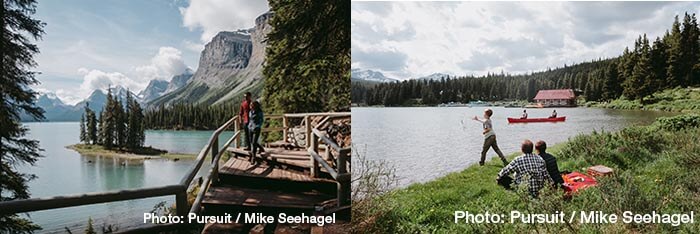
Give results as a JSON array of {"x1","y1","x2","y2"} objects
[
  {"x1": 196, "y1": 113, "x2": 350, "y2": 234},
  {"x1": 200, "y1": 147, "x2": 342, "y2": 234},
  {"x1": 227, "y1": 146, "x2": 334, "y2": 176}
]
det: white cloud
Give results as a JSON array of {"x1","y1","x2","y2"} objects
[
  {"x1": 180, "y1": 0, "x2": 269, "y2": 43},
  {"x1": 135, "y1": 46, "x2": 189, "y2": 80},
  {"x1": 69, "y1": 47, "x2": 190, "y2": 103},
  {"x1": 78, "y1": 68, "x2": 143, "y2": 94},
  {"x1": 183, "y1": 40, "x2": 205, "y2": 52},
  {"x1": 352, "y1": 2, "x2": 698, "y2": 80}
]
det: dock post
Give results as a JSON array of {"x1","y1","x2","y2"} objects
[
  {"x1": 305, "y1": 115, "x2": 311, "y2": 148},
  {"x1": 337, "y1": 150, "x2": 350, "y2": 206},
  {"x1": 234, "y1": 117, "x2": 240, "y2": 148},
  {"x1": 176, "y1": 189, "x2": 188, "y2": 217},
  {"x1": 211, "y1": 137, "x2": 219, "y2": 184},
  {"x1": 282, "y1": 115, "x2": 288, "y2": 143},
  {"x1": 310, "y1": 132, "x2": 320, "y2": 178},
  {"x1": 324, "y1": 146, "x2": 331, "y2": 161}
]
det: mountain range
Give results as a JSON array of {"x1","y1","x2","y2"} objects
[
  {"x1": 23, "y1": 86, "x2": 134, "y2": 122},
  {"x1": 351, "y1": 68, "x2": 398, "y2": 83},
  {"x1": 150, "y1": 12, "x2": 272, "y2": 106},
  {"x1": 416, "y1": 73, "x2": 451, "y2": 81},
  {"x1": 29, "y1": 12, "x2": 272, "y2": 122},
  {"x1": 23, "y1": 69, "x2": 193, "y2": 122},
  {"x1": 350, "y1": 69, "x2": 453, "y2": 83}
]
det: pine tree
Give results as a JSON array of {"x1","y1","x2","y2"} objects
[
  {"x1": 666, "y1": 16, "x2": 683, "y2": 88},
  {"x1": 87, "y1": 107, "x2": 97, "y2": 144},
  {"x1": 629, "y1": 35, "x2": 654, "y2": 101},
  {"x1": 114, "y1": 96, "x2": 127, "y2": 148},
  {"x1": 79, "y1": 114, "x2": 87, "y2": 143},
  {"x1": 650, "y1": 37, "x2": 669, "y2": 89},
  {"x1": 96, "y1": 111, "x2": 104, "y2": 145},
  {"x1": 602, "y1": 61, "x2": 622, "y2": 100},
  {"x1": 1, "y1": 0, "x2": 45, "y2": 232},
  {"x1": 102, "y1": 88, "x2": 115, "y2": 149},
  {"x1": 680, "y1": 13, "x2": 700, "y2": 86},
  {"x1": 263, "y1": 0, "x2": 350, "y2": 113},
  {"x1": 126, "y1": 92, "x2": 145, "y2": 149}
]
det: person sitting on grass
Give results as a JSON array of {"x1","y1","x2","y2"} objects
[
  {"x1": 472, "y1": 109, "x2": 508, "y2": 166},
  {"x1": 535, "y1": 140, "x2": 564, "y2": 188},
  {"x1": 496, "y1": 140, "x2": 550, "y2": 197}
]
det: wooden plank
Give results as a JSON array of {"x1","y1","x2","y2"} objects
[
  {"x1": 219, "y1": 158, "x2": 328, "y2": 183},
  {"x1": 227, "y1": 147, "x2": 338, "y2": 173},
  {"x1": 283, "y1": 112, "x2": 350, "y2": 118},
  {"x1": 202, "y1": 185, "x2": 333, "y2": 209},
  {"x1": 0, "y1": 185, "x2": 183, "y2": 215}
]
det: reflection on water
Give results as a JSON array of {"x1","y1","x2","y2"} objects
[
  {"x1": 20, "y1": 122, "x2": 219, "y2": 233},
  {"x1": 352, "y1": 107, "x2": 675, "y2": 187}
]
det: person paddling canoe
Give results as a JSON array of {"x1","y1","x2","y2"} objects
[{"x1": 520, "y1": 109, "x2": 528, "y2": 119}]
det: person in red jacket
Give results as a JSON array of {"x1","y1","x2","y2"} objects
[{"x1": 239, "y1": 92, "x2": 252, "y2": 150}]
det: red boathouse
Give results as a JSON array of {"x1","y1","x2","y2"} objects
[{"x1": 533, "y1": 89, "x2": 576, "y2": 107}]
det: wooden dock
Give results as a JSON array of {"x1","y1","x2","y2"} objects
[{"x1": 198, "y1": 113, "x2": 351, "y2": 234}]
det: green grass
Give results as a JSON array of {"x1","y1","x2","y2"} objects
[
  {"x1": 357, "y1": 114, "x2": 700, "y2": 233},
  {"x1": 593, "y1": 87, "x2": 700, "y2": 113},
  {"x1": 67, "y1": 144, "x2": 195, "y2": 160}
]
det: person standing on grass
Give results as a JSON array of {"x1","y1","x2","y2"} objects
[
  {"x1": 535, "y1": 140, "x2": 564, "y2": 188},
  {"x1": 248, "y1": 100, "x2": 266, "y2": 164},
  {"x1": 472, "y1": 109, "x2": 508, "y2": 166},
  {"x1": 239, "y1": 92, "x2": 252, "y2": 150},
  {"x1": 497, "y1": 140, "x2": 550, "y2": 197}
]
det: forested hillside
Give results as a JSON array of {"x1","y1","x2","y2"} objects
[
  {"x1": 263, "y1": 0, "x2": 350, "y2": 113},
  {"x1": 352, "y1": 13, "x2": 700, "y2": 106}
]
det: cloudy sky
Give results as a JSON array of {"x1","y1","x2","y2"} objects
[
  {"x1": 352, "y1": 1, "x2": 700, "y2": 80},
  {"x1": 33, "y1": 0, "x2": 268, "y2": 104}
]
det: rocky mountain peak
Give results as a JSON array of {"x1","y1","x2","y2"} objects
[{"x1": 150, "y1": 11, "x2": 273, "y2": 107}]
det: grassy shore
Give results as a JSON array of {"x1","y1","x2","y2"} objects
[
  {"x1": 67, "y1": 144, "x2": 195, "y2": 160},
  {"x1": 589, "y1": 87, "x2": 700, "y2": 113},
  {"x1": 355, "y1": 114, "x2": 700, "y2": 233}
]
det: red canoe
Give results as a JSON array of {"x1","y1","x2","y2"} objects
[{"x1": 507, "y1": 116, "x2": 566, "y2": 123}]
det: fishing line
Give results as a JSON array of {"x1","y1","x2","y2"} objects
[{"x1": 460, "y1": 118, "x2": 472, "y2": 132}]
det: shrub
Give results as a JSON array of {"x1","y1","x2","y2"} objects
[{"x1": 654, "y1": 114, "x2": 700, "y2": 131}]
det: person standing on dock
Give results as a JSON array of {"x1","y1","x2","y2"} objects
[
  {"x1": 239, "y1": 92, "x2": 252, "y2": 150},
  {"x1": 248, "y1": 100, "x2": 266, "y2": 164},
  {"x1": 472, "y1": 109, "x2": 509, "y2": 166}
]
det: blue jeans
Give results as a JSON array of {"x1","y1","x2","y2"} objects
[{"x1": 249, "y1": 127, "x2": 264, "y2": 157}]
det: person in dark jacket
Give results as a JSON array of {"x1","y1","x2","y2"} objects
[
  {"x1": 248, "y1": 100, "x2": 265, "y2": 164},
  {"x1": 239, "y1": 92, "x2": 252, "y2": 150},
  {"x1": 535, "y1": 140, "x2": 564, "y2": 188}
]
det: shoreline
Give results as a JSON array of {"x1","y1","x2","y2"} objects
[
  {"x1": 66, "y1": 144, "x2": 196, "y2": 160},
  {"x1": 356, "y1": 113, "x2": 700, "y2": 232}
]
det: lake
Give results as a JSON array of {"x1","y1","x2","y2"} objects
[
  {"x1": 18, "y1": 122, "x2": 234, "y2": 233},
  {"x1": 352, "y1": 107, "x2": 675, "y2": 187}
]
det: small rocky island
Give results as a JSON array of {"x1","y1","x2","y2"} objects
[{"x1": 67, "y1": 144, "x2": 193, "y2": 160}]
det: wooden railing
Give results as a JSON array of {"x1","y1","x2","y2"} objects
[
  {"x1": 0, "y1": 112, "x2": 352, "y2": 231},
  {"x1": 0, "y1": 116, "x2": 242, "y2": 232},
  {"x1": 306, "y1": 113, "x2": 351, "y2": 207}
]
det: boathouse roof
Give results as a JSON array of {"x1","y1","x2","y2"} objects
[{"x1": 533, "y1": 89, "x2": 575, "y2": 100}]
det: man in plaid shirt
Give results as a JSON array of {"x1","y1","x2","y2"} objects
[{"x1": 497, "y1": 140, "x2": 551, "y2": 197}]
